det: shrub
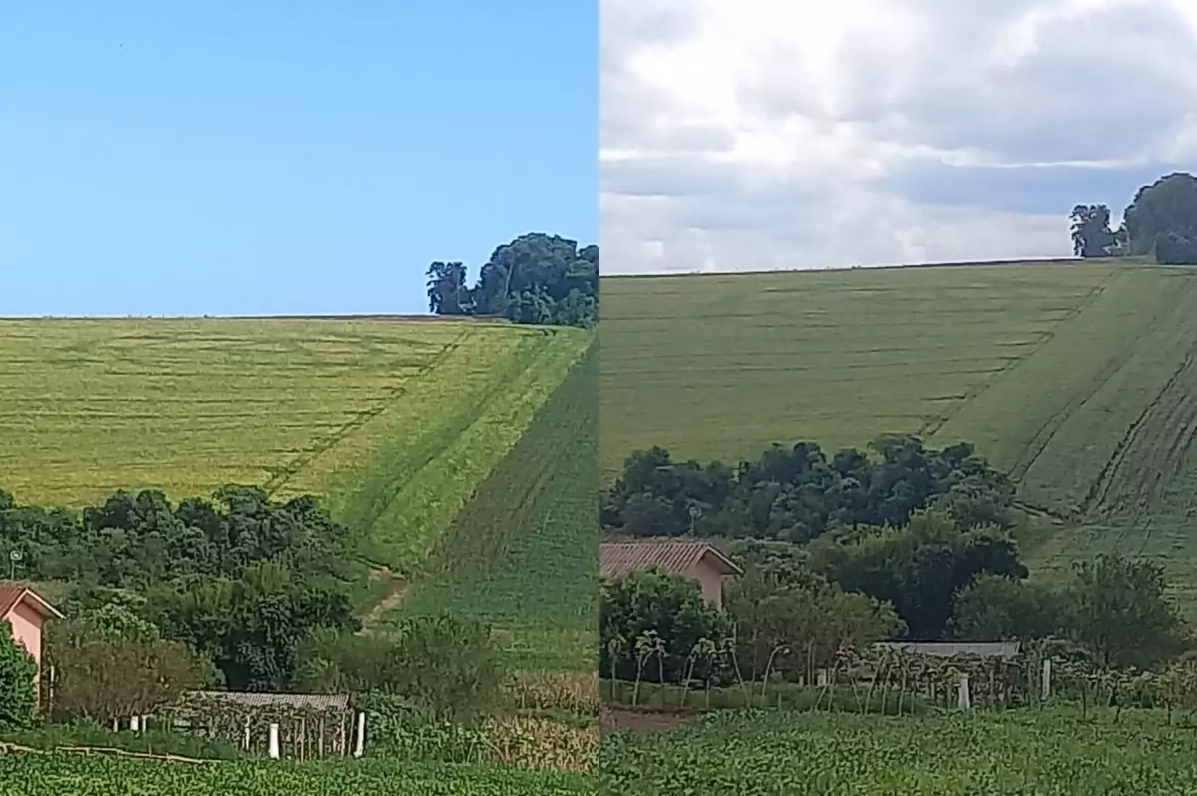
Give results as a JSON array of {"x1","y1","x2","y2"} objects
[{"x1": 0, "y1": 619, "x2": 36, "y2": 729}]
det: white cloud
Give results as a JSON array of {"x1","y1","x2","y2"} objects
[{"x1": 601, "y1": 0, "x2": 1197, "y2": 273}]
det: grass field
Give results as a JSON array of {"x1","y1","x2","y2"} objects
[
  {"x1": 601, "y1": 261, "x2": 1197, "y2": 605},
  {"x1": 600, "y1": 709, "x2": 1197, "y2": 794},
  {"x1": 394, "y1": 347, "x2": 598, "y2": 671},
  {"x1": 0, "y1": 317, "x2": 589, "y2": 575},
  {"x1": 0, "y1": 754, "x2": 592, "y2": 796}
]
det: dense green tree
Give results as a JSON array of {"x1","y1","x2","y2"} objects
[
  {"x1": 601, "y1": 436, "x2": 1015, "y2": 542},
  {"x1": 1156, "y1": 230, "x2": 1197, "y2": 265},
  {"x1": 2, "y1": 486, "x2": 364, "y2": 693},
  {"x1": 296, "y1": 615, "x2": 501, "y2": 723},
  {"x1": 1063, "y1": 554, "x2": 1185, "y2": 670},
  {"x1": 0, "y1": 621, "x2": 36, "y2": 729},
  {"x1": 146, "y1": 562, "x2": 358, "y2": 692},
  {"x1": 425, "y1": 233, "x2": 598, "y2": 327},
  {"x1": 1123, "y1": 173, "x2": 1197, "y2": 263},
  {"x1": 1, "y1": 486, "x2": 359, "y2": 589},
  {"x1": 807, "y1": 510, "x2": 1027, "y2": 640},
  {"x1": 599, "y1": 569, "x2": 729, "y2": 683},
  {"x1": 425, "y1": 261, "x2": 472, "y2": 315},
  {"x1": 1070, "y1": 204, "x2": 1117, "y2": 257},
  {"x1": 948, "y1": 573, "x2": 1064, "y2": 641},
  {"x1": 726, "y1": 561, "x2": 903, "y2": 682}
]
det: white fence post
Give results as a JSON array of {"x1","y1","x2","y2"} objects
[
  {"x1": 1041, "y1": 658, "x2": 1052, "y2": 701},
  {"x1": 130, "y1": 716, "x2": 140, "y2": 732},
  {"x1": 816, "y1": 669, "x2": 828, "y2": 687},
  {"x1": 957, "y1": 673, "x2": 971, "y2": 710},
  {"x1": 268, "y1": 723, "x2": 280, "y2": 759},
  {"x1": 353, "y1": 712, "x2": 366, "y2": 758}
]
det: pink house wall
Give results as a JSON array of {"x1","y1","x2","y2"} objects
[
  {"x1": 688, "y1": 562, "x2": 726, "y2": 608},
  {"x1": 5, "y1": 601, "x2": 43, "y2": 672}
]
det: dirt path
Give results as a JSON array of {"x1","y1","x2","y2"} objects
[
  {"x1": 361, "y1": 568, "x2": 409, "y2": 628},
  {"x1": 600, "y1": 706, "x2": 699, "y2": 734}
]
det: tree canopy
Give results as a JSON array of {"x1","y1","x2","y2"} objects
[
  {"x1": 600, "y1": 435, "x2": 1015, "y2": 542},
  {"x1": 1, "y1": 486, "x2": 362, "y2": 692},
  {"x1": 1071, "y1": 172, "x2": 1197, "y2": 264},
  {"x1": 426, "y1": 232, "x2": 598, "y2": 327}
]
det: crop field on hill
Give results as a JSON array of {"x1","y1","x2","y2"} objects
[
  {"x1": 600, "y1": 710, "x2": 1197, "y2": 795},
  {"x1": 601, "y1": 263, "x2": 1197, "y2": 605},
  {"x1": 0, "y1": 318, "x2": 590, "y2": 574},
  {"x1": 394, "y1": 347, "x2": 598, "y2": 671},
  {"x1": 0, "y1": 754, "x2": 592, "y2": 796}
]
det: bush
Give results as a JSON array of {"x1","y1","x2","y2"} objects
[
  {"x1": 47, "y1": 620, "x2": 214, "y2": 725},
  {"x1": 296, "y1": 614, "x2": 503, "y2": 723},
  {"x1": 0, "y1": 620, "x2": 36, "y2": 729}
]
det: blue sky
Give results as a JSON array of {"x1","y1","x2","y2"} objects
[{"x1": 0, "y1": 3, "x2": 596, "y2": 315}]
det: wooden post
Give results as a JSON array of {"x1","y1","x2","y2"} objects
[
  {"x1": 1041, "y1": 658, "x2": 1052, "y2": 701},
  {"x1": 243, "y1": 717, "x2": 251, "y2": 750},
  {"x1": 268, "y1": 723, "x2": 280, "y2": 759},
  {"x1": 353, "y1": 712, "x2": 365, "y2": 758},
  {"x1": 318, "y1": 717, "x2": 325, "y2": 758},
  {"x1": 957, "y1": 673, "x2": 971, "y2": 710}
]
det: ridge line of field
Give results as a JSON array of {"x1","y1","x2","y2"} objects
[
  {"x1": 600, "y1": 257, "x2": 1130, "y2": 281},
  {"x1": 262, "y1": 329, "x2": 472, "y2": 497}
]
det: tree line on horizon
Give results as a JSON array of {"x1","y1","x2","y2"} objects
[
  {"x1": 425, "y1": 232, "x2": 598, "y2": 328},
  {"x1": 1071, "y1": 172, "x2": 1197, "y2": 264}
]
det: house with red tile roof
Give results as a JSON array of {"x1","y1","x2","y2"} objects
[
  {"x1": 1, "y1": 582, "x2": 63, "y2": 680},
  {"x1": 599, "y1": 540, "x2": 742, "y2": 608}
]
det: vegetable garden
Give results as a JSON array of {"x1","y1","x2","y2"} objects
[
  {"x1": 600, "y1": 709, "x2": 1197, "y2": 795},
  {"x1": 0, "y1": 753, "x2": 592, "y2": 795}
]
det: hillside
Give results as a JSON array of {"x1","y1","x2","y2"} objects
[
  {"x1": 0, "y1": 317, "x2": 593, "y2": 660},
  {"x1": 601, "y1": 262, "x2": 1197, "y2": 606}
]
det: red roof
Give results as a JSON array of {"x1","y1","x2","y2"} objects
[
  {"x1": 599, "y1": 540, "x2": 742, "y2": 579},
  {"x1": 0, "y1": 583, "x2": 63, "y2": 620}
]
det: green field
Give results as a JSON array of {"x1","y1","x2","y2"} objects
[
  {"x1": 0, "y1": 317, "x2": 595, "y2": 664},
  {"x1": 601, "y1": 262, "x2": 1197, "y2": 604},
  {"x1": 0, "y1": 754, "x2": 592, "y2": 796},
  {"x1": 600, "y1": 709, "x2": 1197, "y2": 794},
  {"x1": 395, "y1": 347, "x2": 598, "y2": 671}
]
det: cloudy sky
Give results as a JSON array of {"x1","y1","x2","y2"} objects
[{"x1": 601, "y1": 0, "x2": 1197, "y2": 273}]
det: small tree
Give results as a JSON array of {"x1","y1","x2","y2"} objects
[
  {"x1": 48, "y1": 619, "x2": 214, "y2": 726},
  {"x1": 1063, "y1": 554, "x2": 1185, "y2": 670},
  {"x1": 0, "y1": 620, "x2": 39, "y2": 729}
]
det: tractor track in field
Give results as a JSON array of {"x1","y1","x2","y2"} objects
[
  {"x1": 920, "y1": 278, "x2": 1113, "y2": 442},
  {"x1": 332, "y1": 328, "x2": 562, "y2": 551},
  {"x1": 1088, "y1": 351, "x2": 1197, "y2": 523},
  {"x1": 262, "y1": 328, "x2": 473, "y2": 497},
  {"x1": 1006, "y1": 281, "x2": 1185, "y2": 486}
]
